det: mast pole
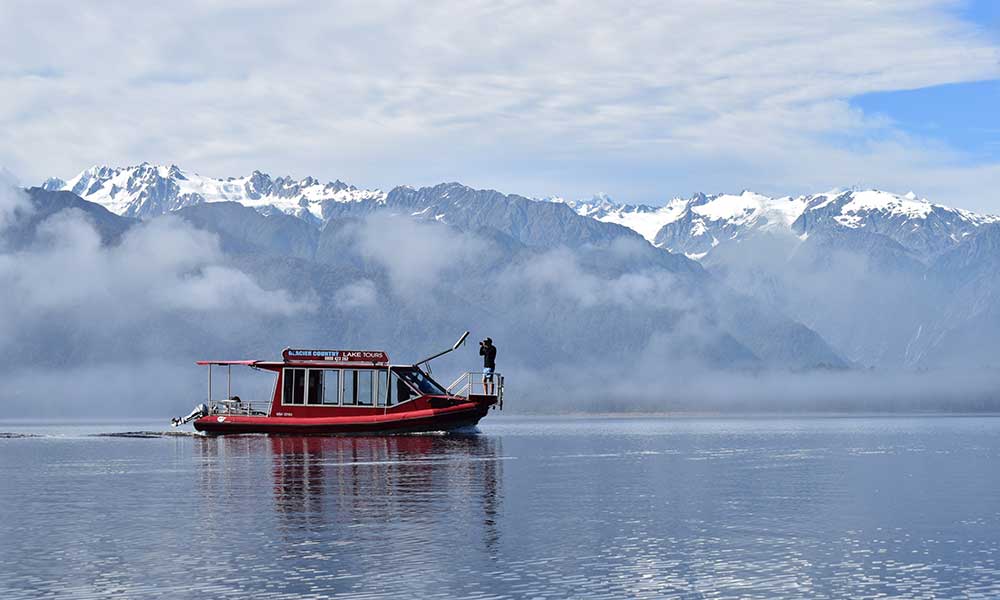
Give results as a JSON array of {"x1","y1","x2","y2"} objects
[{"x1": 415, "y1": 331, "x2": 470, "y2": 367}]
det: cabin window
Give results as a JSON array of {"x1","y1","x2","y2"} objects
[
  {"x1": 342, "y1": 370, "x2": 357, "y2": 405},
  {"x1": 396, "y1": 367, "x2": 447, "y2": 396},
  {"x1": 307, "y1": 370, "x2": 324, "y2": 405},
  {"x1": 357, "y1": 370, "x2": 374, "y2": 406},
  {"x1": 323, "y1": 370, "x2": 340, "y2": 405},
  {"x1": 376, "y1": 369, "x2": 391, "y2": 406},
  {"x1": 282, "y1": 368, "x2": 306, "y2": 405},
  {"x1": 394, "y1": 370, "x2": 415, "y2": 404}
]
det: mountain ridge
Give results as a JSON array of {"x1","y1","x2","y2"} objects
[
  {"x1": 46, "y1": 163, "x2": 387, "y2": 225},
  {"x1": 561, "y1": 189, "x2": 999, "y2": 261},
  {"x1": 36, "y1": 163, "x2": 1000, "y2": 370},
  {"x1": 45, "y1": 164, "x2": 999, "y2": 264}
]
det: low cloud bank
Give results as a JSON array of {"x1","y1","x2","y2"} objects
[
  {"x1": 0, "y1": 170, "x2": 32, "y2": 232},
  {"x1": 510, "y1": 362, "x2": 1000, "y2": 414},
  {"x1": 1, "y1": 190, "x2": 997, "y2": 418},
  {"x1": 0, "y1": 212, "x2": 307, "y2": 329}
]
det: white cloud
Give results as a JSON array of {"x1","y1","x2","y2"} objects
[
  {"x1": 0, "y1": 169, "x2": 32, "y2": 230},
  {"x1": 1, "y1": 1, "x2": 998, "y2": 210},
  {"x1": 0, "y1": 209, "x2": 312, "y2": 343},
  {"x1": 349, "y1": 213, "x2": 491, "y2": 296},
  {"x1": 500, "y1": 246, "x2": 694, "y2": 311},
  {"x1": 335, "y1": 279, "x2": 378, "y2": 308}
]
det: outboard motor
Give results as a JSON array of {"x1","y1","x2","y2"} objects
[{"x1": 171, "y1": 403, "x2": 208, "y2": 427}]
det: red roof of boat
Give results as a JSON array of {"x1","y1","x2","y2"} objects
[
  {"x1": 197, "y1": 348, "x2": 390, "y2": 367},
  {"x1": 195, "y1": 360, "x2": 398, "y2": 368},
  {"x1": 195, "y1": 360, "x2": 259, "y2": 366}
]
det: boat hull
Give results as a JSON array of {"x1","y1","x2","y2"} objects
[{"x1": 193, "y1": 401, "x2": 492, "y2": 435}]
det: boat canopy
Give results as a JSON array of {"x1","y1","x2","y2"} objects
[
  {"x1": 195, "y1": 360, "x2": 259, "y2": 366},
  {"x1": 195, "y1": 348, "x2": 390, "y2": 367},
  {"x1": 195, "y1": 334, "x2": 466, "y2": 369}
]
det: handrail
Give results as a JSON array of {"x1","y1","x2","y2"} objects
[
  {"x1": 446, "y1": 372, "x2": 468, "y2": 393},
  {"x1": 209, "y1": 399, "x2": 269, "y2": 416},
  {"x1": 446, "y1": 371, "x2": 505, "y2": 409}
]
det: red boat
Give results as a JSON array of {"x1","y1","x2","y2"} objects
[{"x1": 171, "y1": 332, "x2": 504, "y2": 435}]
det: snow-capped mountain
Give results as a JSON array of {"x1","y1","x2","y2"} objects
[
  {"x1": 651, "y1": 191, "x2": 806, "y2": 259},
  {"x1": 25, "y1": 165, "x2": 1000, "y2": 371},
  {"x1": 548, "y1": 191, "x2": 808, "y2": 255},
  {"x1": 791, "y1": 189, "x2": 997, "y2": 260},
  {"x1": 43, "y1": 164, "x2": 998, "y2": 264},
  {"x1": 44, "y1": 163, "x2": 386, "y2": 224},
  {"x1": 559, "y1": 193, "x2": 688, "y2": 244},
  {"x1": 557, "y1": 189, "x2": 998, "y2": 261}
]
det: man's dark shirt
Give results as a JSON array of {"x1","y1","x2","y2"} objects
[{"x1": 480, "y1": 344, "x2": 497, "y2": 369}]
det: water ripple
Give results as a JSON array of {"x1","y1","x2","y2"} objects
[{"x1": 1, "y1": 417, "x2": 999, "y2": 598}]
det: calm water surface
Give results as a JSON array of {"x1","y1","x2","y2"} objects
[{"x1": 2, "y1": 416, "x2": 1000, "y2": 599}]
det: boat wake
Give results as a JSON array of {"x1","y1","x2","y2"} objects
[{"x1": 91, "y1": 431, "x2": 206, "y2": 439}]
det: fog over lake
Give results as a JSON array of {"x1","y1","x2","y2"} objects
[{"x1": 3, "y1": 181, "x2": 1000, "y2": 419}]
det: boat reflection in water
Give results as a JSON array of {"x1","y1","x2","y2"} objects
[
  {"x1": 270, "y1": 436, "x2": 501, "y2": 541},
  {"x1": 194, "y1": 433, "x2": 504, "y2": 586}
]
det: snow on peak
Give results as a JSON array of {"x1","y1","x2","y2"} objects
[
  {"x1": 564, "y1": 194, "x2": 689, "y2": 244},
  {"x1": 568, "y1": 187, "x2": 999, "y2": 261},
  {"x1": 800, "y1": 188, "x2": 1000, "y2": 231},
  {"x1": 41, "y1": 166, "x2": 1000, "y2": 260},
  {"x1": 837, "y1": 189, "x2": 933, "y2": 222},
  {"x1": 560, "y1": 189, "x2": 812, "y2": 246},
  {"x1": 49, "y1": 164, "x2": 386, "y2": 221},
  {"x1": 691, "y1": 191, "x2": 805, "y2": 230}
]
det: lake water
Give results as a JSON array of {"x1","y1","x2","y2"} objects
[{"x1": 2, "y1": 416, "x2": 1000, "y2": 599}]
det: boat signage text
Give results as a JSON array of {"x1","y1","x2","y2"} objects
[{"x1": 282, "y1": 348, "x2": 390, "y2": 363}]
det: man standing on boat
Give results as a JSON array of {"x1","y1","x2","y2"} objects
[{"x1": 480, "y1": 338, "x2": 497, "y2": 395}]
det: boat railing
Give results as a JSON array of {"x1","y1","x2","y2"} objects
[
  {"x1": 447, "y1": 372, "x2": 504, "y2": 409},
  {"x1": 209, "y1": 399, "x2": 269, "y2": 416}
]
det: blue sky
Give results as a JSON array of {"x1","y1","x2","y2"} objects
[
  {"x1": 853, "y1": 0, "x2": 1000, "y2": 165},
  {"x1": 1, "y1": 1, "x2": 999, "y2": 212},
  {"x1": 960, "y1": 0, "x2": 1000, "y2": 37},
  {"x1": 853, "y1": 79, "x2": 1000, "y2": 162}
]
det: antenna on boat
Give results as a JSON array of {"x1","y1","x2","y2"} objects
[{"x1": 415, "y1": 331, "x2": 470, "y2": 371}]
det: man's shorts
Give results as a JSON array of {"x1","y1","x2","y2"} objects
[{"x1": 483, "y1": 367, "x2": 494, "y2": 380}]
